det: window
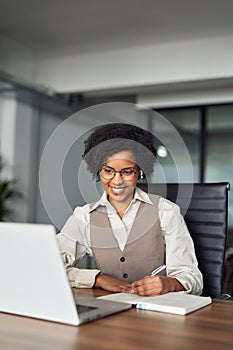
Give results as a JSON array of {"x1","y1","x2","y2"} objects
[
  {"x1": 156, "y1": 104, "x2": 233, "y2": 248},
  {"x1": 151, "y1": 108, "x2": 200, "y2": 183}
]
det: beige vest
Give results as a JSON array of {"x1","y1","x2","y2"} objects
[{"x1": 90, "y1": 194, "x2": 165, "y2": 283}]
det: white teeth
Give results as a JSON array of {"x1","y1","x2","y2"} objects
[{"x1": 111, "y1": 187, "x2": 125, "y2": 195}]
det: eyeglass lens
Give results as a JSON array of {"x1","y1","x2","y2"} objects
[{"x1": 100, "y1": 166, "x2": 138, "y2": 180}]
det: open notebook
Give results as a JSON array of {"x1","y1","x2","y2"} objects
[
  {"x1": 98, "y1": 292, "x2": 212, "y2": 315},
  {"x1": 0, "y1": 222, "x2": 131, "y2": 325}
]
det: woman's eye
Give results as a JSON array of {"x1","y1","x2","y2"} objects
[
  {"x1": 104, "y1": 168, "x2": 113, "y2": 174},
  {"x1": 122, "y1": 170, "x2": 134, "y2": 176}
]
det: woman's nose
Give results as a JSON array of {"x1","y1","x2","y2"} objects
[{"x1": 111, "y1": 172, "x2": 123, "y2": 183}]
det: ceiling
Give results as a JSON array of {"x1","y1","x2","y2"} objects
[{"x1": 0, "y1": 0, "x2": 233, "y2": 53}]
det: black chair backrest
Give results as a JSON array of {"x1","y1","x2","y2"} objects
[{"x1": 138, "y1": 182, "x2": 230, "y2": 298}]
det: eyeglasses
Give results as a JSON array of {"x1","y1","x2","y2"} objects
[{"x1": 100, "y1": 166, "x2": 139, "y2": 181}]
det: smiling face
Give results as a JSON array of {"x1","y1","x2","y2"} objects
[{"x1": 100, "y1": 150, "x2": 139, "y2": 211}]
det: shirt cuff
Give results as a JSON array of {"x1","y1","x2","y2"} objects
[
  {"x1": 174, "y1": 274, "x2": 202, "y2": 295},
  {"x1": 67, "y1": 268, "x2": 101, "y2": 288}
]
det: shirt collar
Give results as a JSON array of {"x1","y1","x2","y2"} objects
[
  {"x1": 134, "y1": 186, "x2": 153, "y2": 205},
  {"x1": 89, "y1": 186, "x2": 153, "y2": 213}
]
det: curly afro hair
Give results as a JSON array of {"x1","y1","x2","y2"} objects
[{"x1": 83, "y1": 123, "x2": 157, "y2": 179}]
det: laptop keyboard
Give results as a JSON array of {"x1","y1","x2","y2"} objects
[{"x1": 76, "y1": 304, "x2": 98, "y2": 314}]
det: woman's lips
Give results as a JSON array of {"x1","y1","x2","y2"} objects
[{"x1": 110, "y1": 186, "x2": 126, "y2": 195}]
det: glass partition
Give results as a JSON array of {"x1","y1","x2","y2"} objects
[
  {"x1": 206, "y1": 105, "x2": 233, "y2": 247},
  {"x1": 152, "y1": 108, "x2": 200, "y2": 183}
]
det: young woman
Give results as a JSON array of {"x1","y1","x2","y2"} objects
[{"x1": 57, "y1": 123, "x2": 203, "y2": 296}]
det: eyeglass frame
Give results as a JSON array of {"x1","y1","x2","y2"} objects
[{"x1": 99, "y1": 165, "x2": 141, "y2": 181}]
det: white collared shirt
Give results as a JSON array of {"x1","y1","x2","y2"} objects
[{"x1": 57, "y1": 187, "x2": 203, "y2": 294}]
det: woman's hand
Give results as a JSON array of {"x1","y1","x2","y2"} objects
[
  {"x1": 131, "y1": 275, "x2": 185, "y2": 296},
  {"x1": 94, "y1": 274, "x2": 132, "y2": 293}
]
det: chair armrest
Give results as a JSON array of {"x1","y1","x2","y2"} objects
[{"x1": 217, "y1": 294, "x2": 233, "y2": 300}]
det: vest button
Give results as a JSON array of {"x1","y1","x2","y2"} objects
[
  {"x1": 120, "y1": 257, "x2": 125, "y2": 262},
  {"x1": 123, "y1": 273, "x2": 128, "y2": 278}
]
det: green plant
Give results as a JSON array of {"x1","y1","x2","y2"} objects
[{"x1": 0, "y1": 155, "x2": 21, "y2": 221}]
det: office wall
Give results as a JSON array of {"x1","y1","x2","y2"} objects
[
  {"x1": 0, "y1": 92, "x2": 68, "y2": 224},
  {"x1": 0, "y1": 94, "x2": 17, "y2": 179},
  {"x1": 0, "y1": 94, "x2": 40, "y2": 222},
  {"x1": 35, "y1": 34, "x2": 233, "y2": 94},
  {"x1": 1, "y1": 33, "x2": 233, "y2": 99},
  {"x1": 137, "y1": 83, "x2": 233, "y2": 108}
]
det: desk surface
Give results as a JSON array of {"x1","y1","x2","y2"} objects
[{"x1": 1, "y1": 288, "x2": 233, "y2": 350}]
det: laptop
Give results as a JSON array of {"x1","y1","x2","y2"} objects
[{"x1": 0, "y1": 222, "x2": 131, "y2": 325}]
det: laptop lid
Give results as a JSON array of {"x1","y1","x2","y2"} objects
[{"x1": 0, "y1": 222, "x2": 80, "y2": 325}]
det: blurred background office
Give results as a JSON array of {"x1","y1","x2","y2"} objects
[{"x1": 0, "y1": 1, "x2": 233, "y2": 284}]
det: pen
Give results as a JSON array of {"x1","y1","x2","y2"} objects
[{"x1": 150, "y1": 264, "x2": 166, "y2": 276}]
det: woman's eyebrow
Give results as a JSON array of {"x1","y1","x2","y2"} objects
[{"x1": 103, "y1": 165, "x2": 137, "y2": 170}]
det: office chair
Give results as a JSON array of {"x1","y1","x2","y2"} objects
[{"x1": 138, "y1": 182, "x2": 231, "y2": 299}]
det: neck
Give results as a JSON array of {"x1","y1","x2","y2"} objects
[
  {"x1": 116, "y1": 206, "x2": 128, "y2": 220},
  {"x1": 109, "y1": 198, "x2": 132, "y2": 220}
]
